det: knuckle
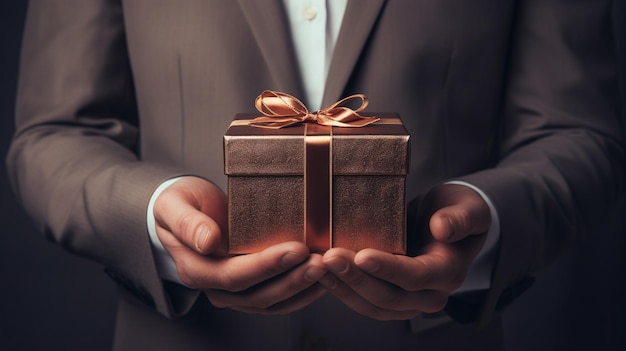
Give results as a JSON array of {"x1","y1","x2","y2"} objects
[
  {"x1": 206, "y1": 295, "x2": 229, "y2": 309},
  {"x1": 422, "y1": 294, "x2": 448, "y2": 313},
  {"x1": 283, "y1": 277, "x2": 305, "y2": 293},
  {"x1": 260, "y1": 262, "x2": 282, "y2": 279},
  {"x1": 455, "y1": 208, "x2": 471, "y2": 234},
  {"x1": 405, "y1": 259, "x2": 431, "y2": 291},
  {"x1": 218, "y1": 272, "x2": 242, "y2": 292},
  {"x1": 175, "y1": 212, "x2": 198, "y2": 241},
  {"x1": 255, "y1": 296, "x2": 277, "y2": 310},
  {"x1": 173, "y1": 255, "x2": 199, "y2": 288},
  {"x1": 447, "y1": 272, "x2": 465, "y2": 292},
  {"x1": 176, "y1": 269, "x2": 198, "y2": 289},
  {"x1": 153, "y1": 190, "x2": 174, "y2": 212},
  {"x1": 373, "y1": 292, "x2": 403, "y2": 310},
  {"x1": 433, "y1": 297, "x2": 448, "y2": 312},
  {"x1": 344, "y1": 270, "x2": 367, "y2": 286},
  {"x1": 406, "y1": 275, "x2": 428, "y2": 291}
]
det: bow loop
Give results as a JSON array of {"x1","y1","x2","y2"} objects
[{"x1": 250, "y1": 90, "x2": 379, "y2": 129}]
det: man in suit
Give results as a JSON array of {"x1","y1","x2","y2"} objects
[{"x1": 7, "y1": 0, "x2": 624, "y2": 350}]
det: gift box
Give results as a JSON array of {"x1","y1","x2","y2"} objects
[{"x1": 223, "y1": 91, "x2": 410, "y2": 254}]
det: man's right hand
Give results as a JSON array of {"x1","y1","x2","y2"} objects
[{"x1": 153, "y1": 176, "x2": 327, "y2": 315}]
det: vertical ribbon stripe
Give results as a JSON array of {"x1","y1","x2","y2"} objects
[{"x1": 304, "y1": 123, "x2": 333, "y2": 252}]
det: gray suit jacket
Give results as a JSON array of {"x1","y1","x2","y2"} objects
[{"x1": 7, "y1": 0, "x2": 624, "y2": 350}]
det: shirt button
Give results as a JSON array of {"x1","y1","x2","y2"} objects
[{"x1": 302, "y1": 6, "x2": 318, "y2": 21}]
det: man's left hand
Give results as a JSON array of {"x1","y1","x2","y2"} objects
[{"x1": 319, "y1": 184, "x2": 491, "y2": 320}]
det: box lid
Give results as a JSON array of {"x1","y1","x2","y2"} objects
[{"x1": 224, "y1": 113, "x2": 410, "y2": 176}]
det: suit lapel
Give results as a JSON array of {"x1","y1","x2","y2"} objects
[
  {"x1": 237, "y1": 0, "x2": 304, "y2": 98},
  {"x1": 237, "y1": 0, "x2": 387, "y2": 106},
  {"x1": 322, "y1": 0, "x2": 387, "y2": 105}
]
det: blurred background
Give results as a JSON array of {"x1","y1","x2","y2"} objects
[{"x1": 1, "y1": 2, "x2": 624, "y2": 350}]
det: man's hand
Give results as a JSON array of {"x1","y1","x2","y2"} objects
[
  {"x1": 153, "y1": 177, "x2": 327, "y2": 315},
  {"x1": 319, "y1": 183, "x2": 490, "y2": 320}
]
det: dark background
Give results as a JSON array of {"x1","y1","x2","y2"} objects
[{"x1": 1, "y1": 2, "x2": 624, "y2": 350}]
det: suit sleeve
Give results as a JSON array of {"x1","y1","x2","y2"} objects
[
  {"x1": 451, "y1": 0, "x2": 626, "y2": 325},
  {"x1": 6, "y1": 0, "x2": 193, "y2": 317}
]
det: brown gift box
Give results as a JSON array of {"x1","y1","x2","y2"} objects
[{"x1": 224, "y1": 113, "x2": 410, "y2": 254}]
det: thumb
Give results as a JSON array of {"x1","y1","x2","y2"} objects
[
  {"x1": 154, "y1": 177, "x2": 227, "y2": 255},
  {"x1": 155, "y1": 196, "x2": 224, "y2": 255},
  {"x1": 429, "y1": 200, "x2": 490, "y2": 243}
]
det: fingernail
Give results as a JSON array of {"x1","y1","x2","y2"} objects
[
  {"x1": 356, "y1": 258, "x2": 380, "y2": 273},
  {"x1": 325, "y1": 257, "x2": 349, "y2": 273},
  {"x1": 318, "y1": 274, "x2": 337, "y2": 289},
  {"x1": 304, "y1": 266, "x2": 326, "y2": 282},
  {"x1": 281, "y1": 252, "x2": 307, "y2": 267},
  {"x1": 194, "y1": 225, "x2": 209, "y2": 252}
]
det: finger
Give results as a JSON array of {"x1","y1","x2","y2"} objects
[
  {"x1": 175, "y1": 241, "x2": 310, "y2": 291},
  {"x1": 154, "y1": 189, "x2": 223, "y2": 255},
  {"x1": 322, "y1": 249, "x2": 447, "y2": 314},
  {"x1": 206, "y1": 254, "x2": 327, "y2": 312},
  {"x1": 319, "y1": 272, "x2": 424, "y2": 320},
  {"x1": 355, "y1": 247, "x2": 455, "y2": 291},
  {"x1": 355, "y1": 239, "x2": 484, "y2": 293},
  {"x1": 225, "y1": 284, "x2": 327, "y2": 315},
  {"x1": 429, "y1": 195, "x2": 490, "y2": 243}
]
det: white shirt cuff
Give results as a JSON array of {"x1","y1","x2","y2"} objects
[{"x1": 147, "y1": 177, "x2": 186, "y2": 285}]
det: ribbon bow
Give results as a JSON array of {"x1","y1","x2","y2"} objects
[{"x1": 249, "y1": 90, "x2": 380, "y2": 129}]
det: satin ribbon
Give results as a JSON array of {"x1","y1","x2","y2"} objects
[{"x1": 249, "y1": 90, "x2": 380, "y2": 129}]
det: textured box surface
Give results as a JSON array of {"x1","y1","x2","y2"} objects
[{"x1": 224, "y1": 113, "x2": 410, "y2": 254}]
